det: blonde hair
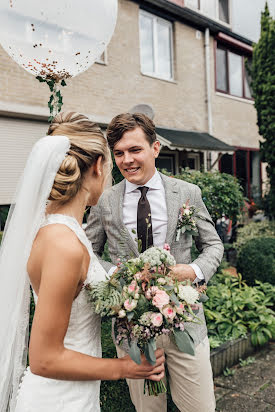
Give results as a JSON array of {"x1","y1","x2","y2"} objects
[{"x1": 47, "y1": 111, "x2": 112, "y2": 204}]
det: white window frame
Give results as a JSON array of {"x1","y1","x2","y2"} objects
[
  {"x1": 139, "y1": 9, "x2": 174, "y2": 81},
  {"x1": 185, "y1": 0, "x2": 231, "y2": 27},
  {"x1": 187, "y1": 153, "x2": 200, "y2": 170}
]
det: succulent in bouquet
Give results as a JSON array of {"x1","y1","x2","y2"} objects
[{"x1": 86, "y1": 245, "x2": 208, "y2": 396}]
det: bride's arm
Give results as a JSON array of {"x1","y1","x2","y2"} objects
[{"x1": 29, "y1": 230, "x2": 164, "y2": 381}]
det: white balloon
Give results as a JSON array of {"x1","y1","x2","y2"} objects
[{"x1": 0, "y1": 0, "x2": 117, "y2": 80}]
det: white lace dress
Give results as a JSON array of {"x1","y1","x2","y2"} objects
[{"x1": 15, "y1": 214, "x2": 107, "y2": 412}]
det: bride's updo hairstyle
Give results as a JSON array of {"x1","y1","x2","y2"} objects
[{"x1": 47, "y1": 111, "x2": 112, "y2": 204}]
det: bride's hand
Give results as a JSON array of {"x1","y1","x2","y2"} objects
[{"x1": 121, "y1": 348, "x2": 165, "y2": 381}]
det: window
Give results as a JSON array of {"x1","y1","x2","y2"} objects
[
  {"x1": 139, "y1": 10, "x2": 173, "y2": 80},
  {"x1": 185, "y1": 0, "x2": 230, "y2": 24},
  {"x1": 216, "y1": 43, "x2": 252, "y2": 99}
]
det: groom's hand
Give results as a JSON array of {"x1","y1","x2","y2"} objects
[
  {"x1": 121, "y1": 348, "x2": 165, "y2": 381},
  {"x1": 169, "y1": 264, "x2": 196, "y2": 282}
]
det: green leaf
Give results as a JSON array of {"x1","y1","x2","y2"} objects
[
  {"x1": 170, "y1": 292, "x2": 180, "y2": 305},
  {"x1": 127, "y1": 311, "x2": 134, "y2": 321},
  {"x1": 144, "y1": 339, "x2": 156, "y2": 365},
  {"x1": 173, "y1": 329, "x2": 195, "y2": 356},
  {"x1": 198, "y1": 293, "x2": 209, "y2": 303},
  {"x1": 129, "y1": 341, "x2": 141, "y2": 365}
]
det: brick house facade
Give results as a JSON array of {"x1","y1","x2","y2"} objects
[{"x1": 0, "y1": 0, "x2": 263, "y2": 205}]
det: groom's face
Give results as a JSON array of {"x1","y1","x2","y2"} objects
[{"x1": 113, "y1": 127, "x2": 160, "y2": 185}]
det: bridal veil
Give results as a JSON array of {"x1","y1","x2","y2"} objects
[{"x1": 0, "y1": 135, "x2": 70, "y2": 412}]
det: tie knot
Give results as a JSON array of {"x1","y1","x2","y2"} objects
[{"x1": 138, "y1": 186, "x2": 149, "y2": 196}]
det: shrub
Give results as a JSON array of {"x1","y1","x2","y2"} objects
[
  {"x1": 236, "y1": 237, "x2": 275, "y2": 285},
  {"x1": 234, "y1": 220, "x2": 275, "y2": 253},
  {"x1": 0, "y1": 232, "x2": 2, "y2": 245},
  {"x1": 162, "y1": 169, "x2": 245, "y2": 223},
  {"x1": 205, "y1": 272, "x2": 275, "y2": 346}
]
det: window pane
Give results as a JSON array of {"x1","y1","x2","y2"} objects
[
  {"x1": 216, "y1": 47, "x2": 228, "y2": 91},
  {"x1": 185, "y1": 0, "x2": 199, "y2": 9},
  {"x1": 139, "y1": 13, "x2": 154, "y2": 74},
  {"x1": 228, "y1": 52, "x2": 242, "y2": 96},
  {"x1": 244, "y1": 58, "x2": 252, "y2": 98},
  {"x1": 157, "y1": 21, "x2": 172, "y2": 79},
  {"x1": 200, "y1": 0, "x2": 216, "y2": 19},
  {"x1": 219, "y1": 0, "x2": 229, "y2": 23}
]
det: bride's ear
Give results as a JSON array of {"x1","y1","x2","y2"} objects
[{"x1": 92, "y1": 156, "x2": 103, "y2": 177}]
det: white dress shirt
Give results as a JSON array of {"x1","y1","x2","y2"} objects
[{"x1": 109, "y1": 170, "x2": 204, "y2": 282}]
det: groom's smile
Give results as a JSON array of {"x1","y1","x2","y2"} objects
[{"x1": 113, "y1": 127, "x2": 160, "y2": 185}]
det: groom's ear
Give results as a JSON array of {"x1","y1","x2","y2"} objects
[{"x1": 153, "y1": 140, "x2": 160, "y2": 158}]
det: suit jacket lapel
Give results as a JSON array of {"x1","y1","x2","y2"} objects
[
  {"x1": 112, "y1": 180, "x2": 139, "y2": 257},
  {"x1": 160, "y1": 173, "x2": 181, "y2": 246}
]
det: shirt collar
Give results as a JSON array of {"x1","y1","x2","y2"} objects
[{"x1": 125, "y1": 170, "x2": 163, "y2": 193}]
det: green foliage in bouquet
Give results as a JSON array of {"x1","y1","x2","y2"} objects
[
  {"x1": 204, "y1": 272, "x2": 275, "y2": 347},
  {"x1": 236, "y1": 237, "x2": 275, "y2": 285},
  {"x1": 234, "y1": 220, "x2": 275, "y2": 254},
  {"x1": 161, "y1": 169, "x2": 245, "y2": 223}
]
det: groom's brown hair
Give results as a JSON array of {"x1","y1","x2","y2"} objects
[{"x1": 106, "y1": 113, "x2": 157, "y2": 150}]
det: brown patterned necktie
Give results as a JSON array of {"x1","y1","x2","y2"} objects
[{"x1": 137, "y1": 186, "x2": 153, "y2": 252}]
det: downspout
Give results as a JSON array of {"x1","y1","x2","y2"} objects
[{"x1": 204, "y1": 27, "x2": 212, "y2": 171}]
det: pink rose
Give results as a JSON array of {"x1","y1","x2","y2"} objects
[
  {"x1": 163, "y1": 243, "x2": 170, "y2": 251},
  {"x1": 124, "y1": 299, "x2": 137, "y2": 312},
  {"x1": 128, "y1": 280, "x2": 139, "y2": 295},
  {"x1": 134, "y1": 272, "x2": 142, "y2": 281},
  {"x1": 161, "y1": 305, "x2": 176, "y2": 322},
  {"x1": 151, "y1": 313, "x2": 163, "y2": 327},
  {"x1": 145, "y1": 290, "x2": 152, "y2": 299},
  {"x1": 152, "y1": 290, "x2": 170, "y2": 309},
  {"x1": 175, "y1": 303, "x2": 185, "y2": 315}
]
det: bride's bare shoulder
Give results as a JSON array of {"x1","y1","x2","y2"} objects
[{"x1": 33, "y1": 224, "x2": 85, "y2": 260}]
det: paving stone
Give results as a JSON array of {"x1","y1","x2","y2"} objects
[
  {"x1": 216, "y1": 392, "x2": 268, "y2": 412},
  {"x1": 255, "y1": 382, "x2": 275, "y2": 406}
]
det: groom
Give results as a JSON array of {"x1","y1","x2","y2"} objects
[{"x1": 86, "y1": 113, "x2": 223, "y2": 412}]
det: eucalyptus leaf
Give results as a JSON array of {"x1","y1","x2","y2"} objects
[
  {"x1": 144, "y1": 339, "x2": 156, "y2": 365},
  {"x1": 163, "y1": 285, "x2": 174, "y2": 291},
  {"x1": 127, "y1": 311, "x2": 134, "y2": 321},
  {"x1": 198, "y1": 294, "x2": 209, "y2": 303},
  {"x1": 129, "y1": 341, "x2": 141, "y2": 365},
  {"x1": 173, "y1": 329, "x2": 195, "y2": 356},
  {"x1": 170, "y1": 292, "x2": 180, "y2": 306}
]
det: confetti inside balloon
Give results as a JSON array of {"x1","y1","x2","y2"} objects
[{"x1": 0, "y1": 0, "x2": 118, "y2": 81}]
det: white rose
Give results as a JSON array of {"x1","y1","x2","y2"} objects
[
  {"x1": 178, "y1": 285, "x2": 199, "y2": 304},
  {"x1": 118, "y1": 309, "x2": 126, "y2": 318}
]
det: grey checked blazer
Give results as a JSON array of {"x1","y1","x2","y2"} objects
[{"x1": 86, "y1": 173, "x2": 224, "y2": 346}]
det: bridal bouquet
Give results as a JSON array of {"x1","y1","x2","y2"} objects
[{"x1": 86, "y1": 246, "x2": 208, "y2": 396}]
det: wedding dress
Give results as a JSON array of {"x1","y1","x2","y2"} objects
[{"x1": 15, "y1": 214, "x2": 107, "y2": 412}]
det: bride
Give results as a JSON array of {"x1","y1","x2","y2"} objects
[{"x1": 0, "y1": 112, "x2": 165, "y2": 412}]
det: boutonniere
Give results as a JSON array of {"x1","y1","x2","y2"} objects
[{"x1": 176, "y1": 200, "x2": 199, "y2": 241}]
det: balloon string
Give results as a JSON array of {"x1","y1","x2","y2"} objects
[{"x1": 36, "y1": 76, "x2": 67, "y2": 122}]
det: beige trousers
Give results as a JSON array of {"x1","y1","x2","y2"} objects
[{"x1": 116, "y1": 335, "x2": 215, "y2": 412}]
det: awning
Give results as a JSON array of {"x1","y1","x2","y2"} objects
[{"x1": 156, "y1": 127, "x2": 234, "y2": 153}]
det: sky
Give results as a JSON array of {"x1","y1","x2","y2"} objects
[{"x1": 232, "y1": 0, "x2": 275, "y2": 42}]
